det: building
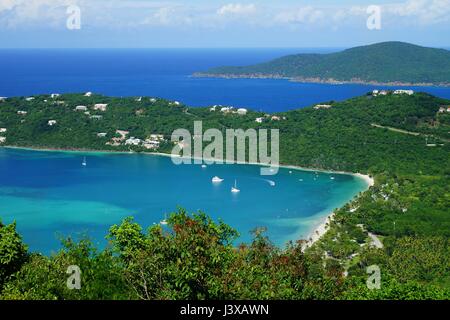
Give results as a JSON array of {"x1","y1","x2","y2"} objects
[
  {"x1": 116, "y1": 130, "x2": 129, "y2": 138},
  {"x1": 149, "y1": 134, "x2": 165, "y2": 141},
  {"x1": 255, "y1": 117, "x2": 264, "y2": 123},
  {"x1": 209, "y1": 105, "x2": 218, "y2": 112},
  {"x1": 51, "y1": 93, "x2": 60, "y2": 98},
  {"x1": 150, "y1": 98, "x2": 157, "y2": 103},
  {"x1": 221, "y1": 107, "x2": 233, "y2": 113},
  {"x1": 97, "y1": 133, "x2": 107, "y2": 138},
  {"x1": 48, "y1": 120, "x2": 57, "y2": 126},
  {"x1": 439, "y1": 107, "x2": 446, "y2": 113},
  {"x1": 90, "y1": 115, "x2": 103, "y2": 120},
  {"x1": 0, "y1": 137, "x2": 5, "y2": 144},
  {"x1": 75, "y1": 105, "x2": 88, "y2": 111},
  {"x1": 237, "y1": 108, "x2": 248, "y2": 115},
  {"x1": 314, "y1": 104, "x2": 332, "y2": 110},
  {"x1": 125, "y1": 137, "x2": 142, "y2": 146},
  {"x1": 93, "y1": 103, "x2": 108, "y2": 111},
  {"x1": 0, "y1": 128, "x2": 7, "y2": 133},
  {"x1": 17, "y1": 111, "x2": 27, "y2": 115},
  {"x1": 271, "y1": 116, "x2": 281, "y2": 121},
  {"x1": 393, "y1": 89, "x2": 414, "y2": 95},
  {"x1": 0, "y1": 97, "x2": 7, "y2": 102},
  {"x1": 84, "y1": 92, "x2": 93, "y2": 97},
  {"x1": 25, "y1": 97, "x2": 35, "y2": 101}
]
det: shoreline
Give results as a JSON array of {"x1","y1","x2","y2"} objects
[
  {"x1": 193, "y1": 73, "x2": 450, "y2": 88},
  {"x1": 2, "y1": 144, "x2": 374, "y2": 246}
]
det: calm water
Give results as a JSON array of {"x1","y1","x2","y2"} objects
[
  {"x1": 0, "y1": 148, "x2": 368, "y2": 254},
  {"x1": 1, "y1": 49, "x2": 450, "y2": 112}
]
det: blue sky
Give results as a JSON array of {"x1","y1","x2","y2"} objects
[{"x1": 0, "y1": 0, "x2": 449, "y2": 48}]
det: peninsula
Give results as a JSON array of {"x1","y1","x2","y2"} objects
[{"x1": 194, "y1": 42, "x2": 450, "y2": 86}]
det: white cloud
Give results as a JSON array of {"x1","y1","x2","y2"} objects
[
  {"x1": 274, "y1": 6, "x2": 324, "y2": 25},
  {"x1": 217, "y1": 3, "x2": 257, "y2": 16},
  {"x1": 386, "y1": 0, "x2": 450, "y2": 25}
]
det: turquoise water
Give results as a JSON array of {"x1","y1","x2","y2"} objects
[{"x1": 0, "y1": 148, "x2": 368, "y2": 254}]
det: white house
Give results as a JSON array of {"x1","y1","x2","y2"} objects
[
  {"x1": 125, "y1": 137, "x2": 142, "y2": 146},
  {"x1": 394, "y1": 89, "x2": 414, "y2": 95},
  {"x1": 0, "y1": 128, "x2": 7, "y2": 133},
  {"x1": 75, "y1": 105, "x2": 88, "y2": 111},
  {"x1": 97, "y1": 132, "x2": 107, "y2": 138},
  {"x1": 209, "y1": 105, "x2": 218, "y2": 112},
  {"x1": 221, "y1": 107, "x2": 233, "y2": 113},
  {"x1": 25, "y1": 97, "x2": 35, "y2": 101},
  {"x1": 17, "y1": 111, "x2": 27, "y2": 115},
  {"x1": 84, "y1": 92, "x2": 93, "y2": 97},
  {"x1": 255, "y1": 117, "x2": 264, "y2": 123},
  {"x1": 271, "y1": 116, "x2": 281, "y2": 121},
  {"x1": 90, "y1": 115, "x2": 103, "y2": 120},
  {"x1": 150, "y1": 98, "x2": 157, "y2": 103},
  {"x1": 314, "y1": 104, "x2": 332, "y2": 110},
  {"x1": 51, "y1": 93, "x2": 60, "y2": 98},
  {"x1": 149, "y1": 134, "x2": 165, "y2": 141},
  {"x1": 48, "y1": 120, "x2": 57, "y2": 126},
  {"x1": 0, "y1": 137, "x2": 6, "y2": 144},
  {"x1": 93, "y1": 103, "x2": 108, "y2": 111},
  {"x1": 237, "y1": 108, "x2": 248, "y2": 115},
  {"x1": 0, "y1": 97, "x2": 7, "y2": 102}
]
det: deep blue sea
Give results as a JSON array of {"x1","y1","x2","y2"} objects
[
  {"x1": 0, "y1": 148, "x2": 368, "y2": 254},
  {"x1": 1, "y1": 48, "x2": 450, "y2": 112}
]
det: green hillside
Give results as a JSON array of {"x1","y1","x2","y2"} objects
[
  {"x1": 0, "y1": 92, "x2": 449, "y2": 299},
  {"x1": 197, "y1": 42, "x2": 450, "y2": 85}
]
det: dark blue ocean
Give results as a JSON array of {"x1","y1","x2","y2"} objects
[{"x1": 1, "y1": 48, "x2": 450, "y2": 112}]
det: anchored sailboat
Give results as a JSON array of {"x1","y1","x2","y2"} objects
[
  {"x1": 82, "y1": 157, "x2": 87, "y2": 167},
  {"x1": 231, "y1": 179, "x2": 240, "y2": 193}
]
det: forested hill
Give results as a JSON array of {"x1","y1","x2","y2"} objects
[
  {"x1": 1, "y1": 91, "x2": 449, "y2": 299},
  {"x1": 196, "y1": 42, "x2": 450, "y2": 85}
]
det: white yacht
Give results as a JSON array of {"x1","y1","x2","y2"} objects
[
  {"x1": 82, "y1": 157, "x2": 87, "y2": 167},
  {"x1": 212, "y1": 176, "x2": 224, "y2": 183}
]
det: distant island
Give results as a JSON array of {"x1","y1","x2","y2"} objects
[{"x1": 194, "y1": 42, "x2": 450, "y2": 86}]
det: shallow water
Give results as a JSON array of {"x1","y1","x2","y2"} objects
[{"x1": 0, "y1": 148, "x2": 368, "y2": 254}]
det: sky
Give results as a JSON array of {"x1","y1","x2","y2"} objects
[{"x1": 0, "y1": 0, "x2": 449, "y2": 48}]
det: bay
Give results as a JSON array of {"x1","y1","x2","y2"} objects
[{"x1": 0, "y1": 148, "x2": 368, "y2": 254}]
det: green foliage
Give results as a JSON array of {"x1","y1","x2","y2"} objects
[
  {"x1": 0, "y1": 220, "x2": 28, "y2": 288},
  {"x1": 1, "y1": 238, "x2": 129, "y2": 300},
  {"x1": 342, "y1": 276, "x2": 450, "y2": 300}
]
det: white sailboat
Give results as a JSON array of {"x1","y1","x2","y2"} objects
[
  {"x1": 231, "y1": 179, "x2": 240, "y2": 193},
  {"x1": 160, "y1": 213, "x2": 168, "y2": 225},
  {"x1": 82, "y1": 156, "x2": 87, "y2": 166},
  {"x1": 212, "y1": 176, "x2": 224, "y2": 183},
  {"x1": 201, "y1": 164, "x2": 207, "y2": 168}
]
